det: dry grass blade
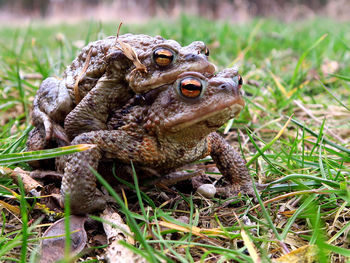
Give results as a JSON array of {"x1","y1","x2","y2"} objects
[
  {"x1": 0, "y1": 200, "x2": 20, "y2": 215},
  {"x1": 74, "y1": 47, "x2": 93, "y2": 103},
  {"x1": 233, "y1": 212, "x2": 261, "y2": 263},
  {"x1": 270, "y1": 70, "x2": 288, "y2": 97},
  {"x1": 154, "y1": 221, "x2": 205, "y2": 238},
  {"x1": 0, "y1": 179, "x2": 21, "y2": 198},
  {"x1": 115, "y1": 23, "x2": 147, "y2": 73},
  {"x1": 249, "y1": 188, "x2": 330, "y2": 211}
]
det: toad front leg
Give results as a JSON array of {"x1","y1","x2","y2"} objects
[
  {"x1": 208, "y1": 132, "x2": 255, "y2": 196},
  {"x1": 59, "y1": 130, "x2": 164, "y2": 215},
  {"x1": 64, "y1": 77, "x2": 132, "y2": 140}
]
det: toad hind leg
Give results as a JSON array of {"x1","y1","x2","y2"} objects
[
  {"x1": 208, "y1": 132, "x2": 255, "y2": 197},
  {"x1": 60, "y1": 132, "x2": 105, "y2": 215}
]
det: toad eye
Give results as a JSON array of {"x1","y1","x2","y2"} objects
[
  {"x1": 153, "y1": 48, "x2": 175, "y2": 67},
  {"x1": 178, "y1": 77, "x2": 204, "y2": 99},
  {"x1": 204, "y1": 46, "x2": 209, "y2": 56},
  {"x1": 238, "y1": 75, "x2": 243, "y2": 88}
]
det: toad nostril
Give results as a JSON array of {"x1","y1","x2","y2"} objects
[
  {"x1": 185, "y1": 54, "x2": 197, "y2": 60},
  {"x1": 220, "y1": 84, "x2": 227, "y2": 89}
]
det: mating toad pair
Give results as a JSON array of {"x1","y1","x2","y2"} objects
[{"x1": 27, "y1": 33, "x2": 254, "y2": 214}]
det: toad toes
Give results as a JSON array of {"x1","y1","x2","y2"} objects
[
  {"x1": 58, "y1": 68, "x2": 252, "y2": 215},
  {"x1": 29, "y1": 33, "x2": 215, "y2": 148}
]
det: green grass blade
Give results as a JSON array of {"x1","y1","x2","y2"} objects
[
  {"x1": 318, "y1": 78, "x2": 350, "y2": 111},
  {"x1": 281, "y1": 194, "x2": 315, "y2": 239},
  {"x1": 291, "y1": 118, "x2": 350, "y2": 154},
  {"x1": 130, "y1": 161, "x2": 147, "y2": 220},
  {"x1": 0, "y1": 144, "x2": 95, "y2": 165},
  {"x1": 64, "y1": 195, "x2": 71, "y2": 260},
  {"x1": 18, "y1": 178, "x2": 28, "y2": 262},
  {"x1": 309, "y1": 119, "x2": 326, "y2": 156},
  {"x1": 246, "y1": 115, "x2": 293, "y2": 167},
  {"x1": 90, "y1": 167, "x2": 157, "y2": 263},
  {"x1": 1, "y1": 125, "x2": 32, "y2": 155},
  {"x1": 250, "y1": 172, "x2": 282, "y2": 242},
  {"x1": 329, "y1": 73, "x2": 350, "y2": 82},
  {"x1": 112, "y1": 166, "x2": 156, "y2": 208},
  {"x1": 290, "y1": 34, "x2": 327, "y2": 87},
  {"x1": 327, "y1": 220, "x2": 350, "y2": 245},
  {"x1": 322, "y1": 243, "x2": 350, "y2": 257},
  {"x1": 270, "y1": 174, "x2": 340, "y2": 188},
  {"x1": 318, "y1": 140, "x2": 327, "y2": 179}
]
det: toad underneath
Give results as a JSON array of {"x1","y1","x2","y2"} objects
[{"x1": 56, "y1": 68, "x2": 254, "y2": 215}]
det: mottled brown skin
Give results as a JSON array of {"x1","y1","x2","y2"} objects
[
  {"x1": 58, "y1": 68, "x2": 253, "y2": 215},
  {"x1": 28, "y1": 34, "x2": 215, "y2": 151}
]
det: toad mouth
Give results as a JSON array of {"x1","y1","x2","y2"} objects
[{"x1": 164, "y1": 98, "x2": 244, "y2": 132}]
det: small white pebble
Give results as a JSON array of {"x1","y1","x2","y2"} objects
[{"x1": 197, "y1": 184, "x2": 216, "y2": 198}]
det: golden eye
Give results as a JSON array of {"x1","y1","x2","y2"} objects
[
  {"x1": 238, "y1": 75, "x2": 243, "y2": 87},
  {"x1": 153, "y1": 48, "x2": 175, "y2": 67},
  {"x1": 204, "y1": 46, "x2": 209, "y2": 56},
  {"x1": 179, "y1": 77, "x2": 203, "y2": 98}
]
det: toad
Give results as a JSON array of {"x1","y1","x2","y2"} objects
[
  {"x1": 57, "y1": 68, "x2": 253, "y2": 215},
  {"x1": 28, "y1": 34, "x2": 215, "y2": 151}
]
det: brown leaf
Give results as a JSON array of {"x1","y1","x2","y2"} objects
[
  {"x1": 115, "y1": 23, "x2": 147, "y2": 73},
  {"x1": 101, "y1": 207, "x2": 147, "y2": 262},
  {"x1": 1, "y1": 166, "x2": 42, "y2": 195},
  {"x1": 273, "y1": 245, "x2": 318, "y2": 263},
  {"x1": 40, "y1": 215, "x2": 87, "y2": 263},
  {"x1": 117, "y1": 40, "x2": 147, "y2": 73}
]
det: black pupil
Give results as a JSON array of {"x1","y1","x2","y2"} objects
[
  {"x1": 183, "y1": 83, "x2": 201, "y2": 90},
  {"x1": 238, "y1": 76, "x2": 243, "y2": 85},
  {"x1": 205, "y1": 47, "x2": 209, "y2": 56},
  {"x1": 155, "y1": 49, "x2": 173, "y2": 61}
]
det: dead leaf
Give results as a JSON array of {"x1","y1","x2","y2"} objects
[
  {"x1": 273, "y1": 245, "x2": 318, "y2": 263},
  {"x1": 0, "y1": 166, "x2": 42, "y2": 196},
  {"x1": 101, "y1": 207, "x2": 147, "y2": 262},
  {"x1": 115, "y1": 23, "x2": 147, "y2": 73},
  {"x1": 117, "y1": 40, "x2": 147, "y2": 73},
  {"x1": 40, "y1": 215, "x2": 87, "y2": 263}
]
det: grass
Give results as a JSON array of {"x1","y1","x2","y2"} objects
[{"x1": 0, "y1": 15, "x2": 349, "y2": 262}]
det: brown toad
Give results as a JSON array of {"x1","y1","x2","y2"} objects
[
  {"x1": 29, "y1": 33, "x2": 215, "y2": 150},
  {"x1": 58, "y1": 68, "x2": 253, "y2": 215}
]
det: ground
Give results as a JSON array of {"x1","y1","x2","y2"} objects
[{"x1": 0, "y1": 17, "x2": 349, "y2": 262}]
